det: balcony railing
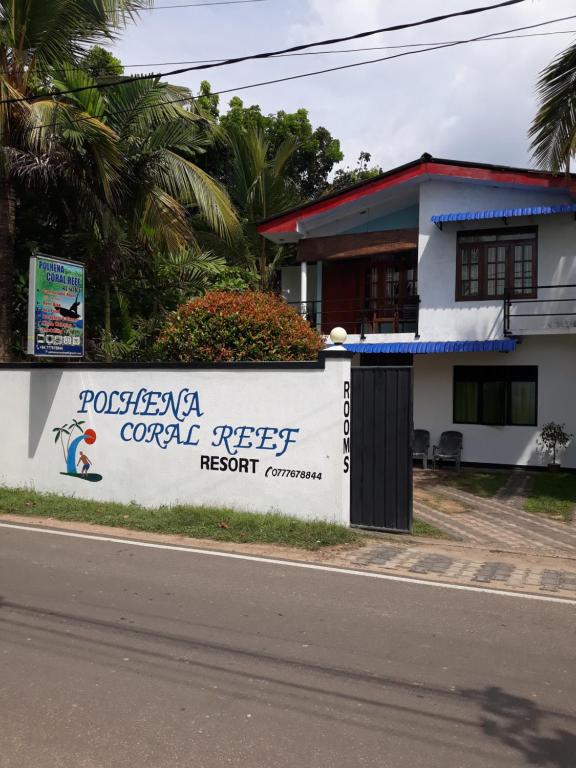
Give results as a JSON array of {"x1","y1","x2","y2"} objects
[
  {"x1": 504, "y1": 284, "x2": 576, "y2": 335},
  {"x1": 288, "y1": 298, "x2": 420, "y2": 337}
]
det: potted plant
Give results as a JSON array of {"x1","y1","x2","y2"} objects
[{"x1": 537, "y1": 422, "x2": 573, "y2": 471}]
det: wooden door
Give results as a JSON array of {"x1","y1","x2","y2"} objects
[
  {"x1": 370, "y1": 256, "x2": 418, "y2": 333},
  {"x1": 321, "y1": 259, "x2": 370, "y2": 334}
]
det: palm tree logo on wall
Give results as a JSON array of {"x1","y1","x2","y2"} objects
[{"x1": 52, "y1": 420, "x2": 103, "y2": 482}]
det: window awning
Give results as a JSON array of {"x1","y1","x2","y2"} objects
[
  {"x1": 431, "y1": 203, "x2": 576, "y2": 225},
  {"x1": 344, "y1": 340, "x2": 517, "y2": 354}
]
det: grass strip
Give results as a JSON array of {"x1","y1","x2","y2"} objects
[
  {"x1": 524, "y1": 473, "x2": 576, "y2": 523},
  {"x1": 412, "y1": 518, "x2": 449, "y2": 539},
  {"x1": 0, "y1": 486, "x2": 360, "y2": 551}
]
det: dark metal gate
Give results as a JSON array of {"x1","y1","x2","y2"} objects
[{"x1": 350, "y1": 367, "x2": 413, "y2": 532}]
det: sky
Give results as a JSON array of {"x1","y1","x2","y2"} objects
[{"x1": 112, "y1": 0, "x2": 576, "y2": 177}]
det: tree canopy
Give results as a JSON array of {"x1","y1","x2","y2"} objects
[
  {"x1": 0, "y1": 22, "x2": 379, "y2": 362},
  {"x1": 0, "y1": 0, "x2": 155, "y2": 360},
  {"x1": 81, "y1": 45, "x2": 124, "y2": 78},
  {"x1": 197, "y1": 81, "x2": 344, "y2": 199},
  {"x1": 330, "y1": 152, "x2": 383, "y2": 193}
]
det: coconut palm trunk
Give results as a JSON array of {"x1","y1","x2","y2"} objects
[
  {"x1": 0, "y1": 179, "x2": 16, "y2": 361},
  {"x1": 103, "y1": 279, "x2": 112, "y2": 337}
]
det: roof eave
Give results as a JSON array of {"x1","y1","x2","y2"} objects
[{"x1": 257, "y1": 155, "x2": 576, "y2": 239}]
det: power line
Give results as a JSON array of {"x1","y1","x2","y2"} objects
[
  {"x1": 24, "y1": 17, "x2": 564, "y2": 134},
  {"x1": 118, "y1": 26, "x2": 576, "y2": 66},
  {"x1": 0, "y1": 0, "x2": 529, "y2": 105},
  {"x1": 148, "y1": 0, "x2": 268, "y2": 8},
  {"x1": 12, "y1": 20, "x2": 576, "y2": 74}
]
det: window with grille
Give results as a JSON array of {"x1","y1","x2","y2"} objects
[{"x1": 456, "y1": 228, "x2": 537, "y2": 301}]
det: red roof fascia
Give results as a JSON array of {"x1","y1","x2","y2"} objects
[
  {"x1": 257, "y1": 161, "x2": 576, "y2": 236},
  {"x1": 258, "y1": 163, "x2": 424, "y2": 235}
]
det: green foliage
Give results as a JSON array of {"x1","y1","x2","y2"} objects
[
  {"x1": 538, "y1": 422, "x2": 573, "y2": 465},
  {"x1": 151, "y1": 249, "x2": 228, "y2": 304},
  {"x1": 198, "y1": 83, "x2": 344, "y2": 198},
  {"x1": 0, "y1": 3, "x2": 152, "y2": 358},
  {"x1": 412, "y1": 519, "x2": 449, "y2": 538},
  {"x1": 2, "y1": 20, "x2": 376, "y2": 361},
  {"x1": 156, "y1": 290, "x2": 324, "y2": 362},
  {"x1": 196, "y1": 79, "x2": 220, "y2": 120},
  {"x1": 226, "y1": 125, "x2": 299, "y2": 288},
  {"x1": 530, "y1": 41, "x2": 576, "y2": 173},
  {"x1": 0, "y1": 486, "x2": 360, "y2": 550},
  {"x1": 88, "y1": 250, "x2": 231, "y2": 361},
  {"x1": 8, "y1": 61, "x2": 240, "y2": 360},
  {"x1": 209, "y1": 266, "x2": 258, "y2": 292},
  {"x1": 79, "y1": 45, "x2": 124, "y2": 78},
  {"x1": 330, "y1": 152, "x2": 383, "y2": 193}
]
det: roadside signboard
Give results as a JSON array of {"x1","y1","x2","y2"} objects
[{"x1": 27, "y1": 255, "x2": 85, "y2": 357}]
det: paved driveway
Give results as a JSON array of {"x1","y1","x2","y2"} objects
[{"x1": 414, "y1": 476, "x2": 576, "y2": 557}]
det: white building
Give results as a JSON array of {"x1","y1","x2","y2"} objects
[{"x1": 258, "y1": 154, "x2": 576, "y2": 469}]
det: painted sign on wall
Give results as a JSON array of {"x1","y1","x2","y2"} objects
[
  {"x1": 0, "y1": 358, "x2": 351, "y2": 524},
  {"x1": 27, "y1": 255, "x2": 85, "y2": 357}
]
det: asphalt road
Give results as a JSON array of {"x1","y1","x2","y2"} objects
[{"x1": 1, "y1": 524, "x2": 575, "y2": 768}]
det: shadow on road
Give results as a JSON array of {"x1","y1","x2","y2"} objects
[
  {"x1": 2, "y1": 599, "x2": 575, "y2": 764},
  {"x1": 463, "y1": 685, "x2": 576, "y2": 768}
]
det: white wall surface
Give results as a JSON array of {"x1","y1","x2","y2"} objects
[
  {"x1": 281, "y1": 264, "x2": 318, "y2": 304},
  {"x1": 281, "y1": 180, "x2": 576, "y2": 344},
  {"x1": 418, "y1": 180, "x2": 576, "y2": 341},
  {"x1": 0, "y1": 359, "x2": 351, "y2": 524},
  {"x1": 414, "y1": 336, "x2": 576, "y2": 467}
]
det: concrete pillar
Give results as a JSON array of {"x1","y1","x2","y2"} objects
[
  {"x1": 300, "y1": 261, "x2": 308, "y2": 317},
  {"x1": 316, "y1": 261, "x2": 323, "y2": 330}
]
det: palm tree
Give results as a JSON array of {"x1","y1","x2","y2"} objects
[
  {"x1": 52, "y1": 424, "x2": 71, "y2": 462},
  {"x1": 0, "y1": 0, "x2": 151, "y2": 360},
  {"x1": 53, "y1": 70, "x2": 239, "y2": 356},
  {"x1": 226, "y1": 126, "x2": 300, "y2": 289},
  {"x1": 93, "y1": 249, "x2": 228, "y2": 360},
  {"x1": 529, "y1": 41, "x2": 576, "y2": 174},
  {"x1": 151, "y1": 249, "x2": 228, "y2": 302},
  {"x1": 108, "y1": 77, "x2": 240, "y2": 251}
]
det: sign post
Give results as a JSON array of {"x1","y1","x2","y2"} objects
[{"x1": 27, "y1": 255, "x2": 85, "y2": 357}]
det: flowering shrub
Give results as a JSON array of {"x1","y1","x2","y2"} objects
[{"x1": 156, "y1": 291, "x2": 324, "y2": 362}]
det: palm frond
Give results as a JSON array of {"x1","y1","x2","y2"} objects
[
  {"x1": 529, "y1": 41, "x2": 576, "y2": 172},
  {"x1": 24, "y1": 98, "x2": 122, "y2": 203},
  {"x1": 0, "y1": 1, "x2": 149, "y2": 79},
  {"x1": 106, "y1": 78, "x2": 196, "y2": 140},
  {"x1": 138, "y1": 185, "x2": 192, "y2": 252},
  {"x1": 153, "y1": 150, "x2": 240, "y2": 242},
  {"x1": 272, "y1": 137, "x2": 298, "y2": 176},
  {"x1": 51, "y1": 66, "x2": 107, "y2": 119}
]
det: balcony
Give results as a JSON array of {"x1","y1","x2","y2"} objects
[
  {"x1": 504, "y1": 284, "x2": 576, "y2": 335},
  {"x1": 289, "y1": 298, "x2": 420, "y2": 337}
]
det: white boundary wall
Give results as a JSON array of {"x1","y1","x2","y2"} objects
[{"x1": 0, "y1": 355, "x2": 351, "y2": 524}]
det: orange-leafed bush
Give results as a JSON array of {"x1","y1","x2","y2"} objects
[{"x1": 156, "y1": 291, "x2": 324, "y2": 362}]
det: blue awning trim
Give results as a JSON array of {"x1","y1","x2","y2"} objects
[
  {"x1": 431, "y1": 203, "x2": 576, "y2": 224},
  {"x1": 344, "y1": 340, "x2": 517, "y2": 354}
]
